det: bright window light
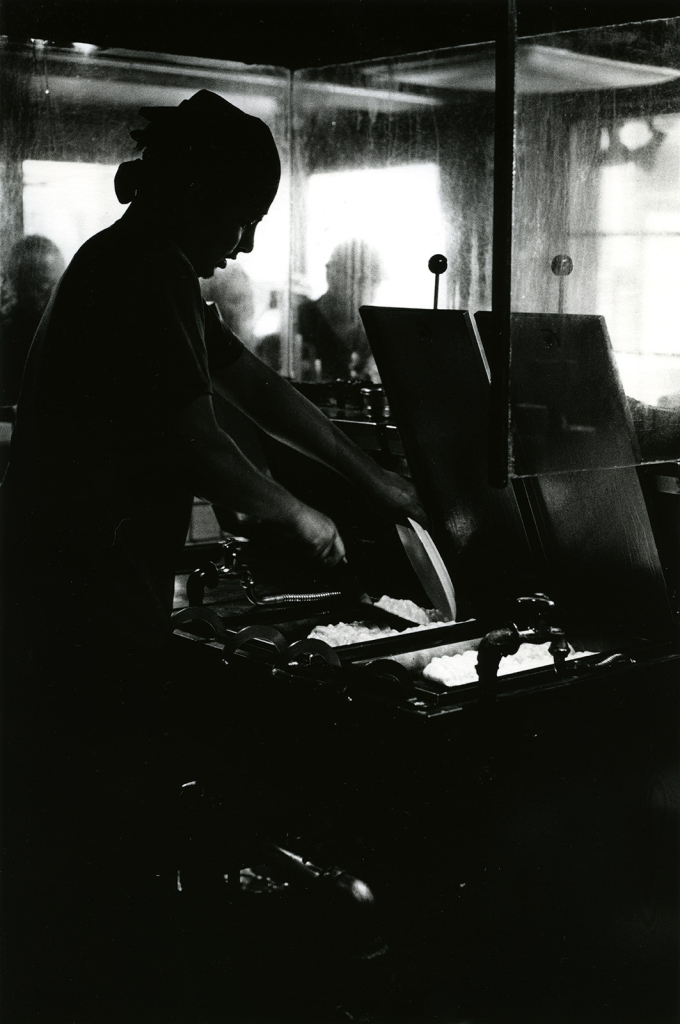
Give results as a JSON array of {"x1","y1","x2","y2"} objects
[
  {"x1": 594, "y1": 113, "x2": 680, "y2": 404},
  {"x1": 305, "y1": 163, "x2": 446, "y2": 309},
  {"x1": 23, "y1": 161, "x2": 121, "y2": 268},
  {"x1": 23, "y1": 159, "x2": 288, "y2": 307},
  {"x1": 229, "y1": 178, "x2": 289, "y2": 290}
]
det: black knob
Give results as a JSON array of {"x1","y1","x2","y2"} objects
[
  {"x1": 428, "y1": 254, "x2": 448, "y2": 275},
  {"x1": 551, "y1": 254, "x2": 573, "y2": 276}
]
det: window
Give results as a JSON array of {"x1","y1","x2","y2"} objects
[
  {"x1": 594, "y1": 113, "x2": 680, "y2": 405},
  {"x1": 304, "y1": 163, "x2": 446, "y2": 308},
  {"x1": 23, "y1": 160, "x2": 121, "y2": 267}
]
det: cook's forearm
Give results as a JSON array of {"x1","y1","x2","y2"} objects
[
  {"x1": 213, "y1": 350, "x2": 384, "y2": 489},
  {"x1": 189, "y1": 427, "x2": 305, "y2": 525}
]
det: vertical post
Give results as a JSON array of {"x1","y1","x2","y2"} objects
[
  {"x1": 0, "y1": 50, "x2": 27, "y2": 282},
  {"x1": 286, "y1": 72, "x2": 298, "y2": 380},
  {"x1": 489, "y1": 0, "x2": 517, "y2": 488}
]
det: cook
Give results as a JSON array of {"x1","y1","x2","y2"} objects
[{"x1": 0, "y1": 89, "x2": 424, "y2": 1022}]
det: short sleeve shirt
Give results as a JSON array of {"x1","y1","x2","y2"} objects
[{"x1": 0, "y1": 207, "x2": 243, "y2": 658}]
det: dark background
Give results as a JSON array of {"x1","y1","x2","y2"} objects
[{"x1": 2, "y1": 0, "x2": 679, "y2": 68}]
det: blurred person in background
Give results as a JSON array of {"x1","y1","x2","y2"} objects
[
  {"x1": 253, "y1": 287, "x2": 286, "y2": 371},
  {"x1": 297, "y1": 238, "x2": 383, "y2": 381},
  {"x1": 0, "y1": 234, "x2": 65, "y2": 406},
  {"x1": 201, "y1": 263, "x2": 272, "y2": 526},
  {"x1": 200, "y1": 263, "x2": 286, "y2": 372},
  {"x1": 200, "y1": 261, "x2": 256, "y2": 348}
]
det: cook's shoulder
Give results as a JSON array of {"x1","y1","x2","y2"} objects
[{"x1": 68, "y1": 215, "x2": 200, "y2": 297}]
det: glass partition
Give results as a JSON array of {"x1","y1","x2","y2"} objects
[
  {"x1": 290, "y1": 45, "x2": 496, "y2": 382},
  {"x1": 509, "y1": 17, "x2": 680, "y2": 473},
  {"x1": 0, "y1": 40, "x2": 291, "y2": 391},
  {"x1": 2, "y1": 22, "x2": 679, "y2": 475},
  {"x1": 291, "y1": 21, "x2": 680, "y2": 473}
]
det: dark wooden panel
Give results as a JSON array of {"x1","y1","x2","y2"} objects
[
  {"x1": 476, "y1": 311, "x2": 640, "y2": 476},
  {"x1": 360, "y1": 306, "x2": 540, "y2": 619},
  {"x1": 476, "y1": 311, "x2": 673, "y2": 640},
  {"x1": 525, "y1": 466, "x2": 674, "y2": 640},
  {"x1": 362, "y1": 305, "x2": 673, "y2": 640}
]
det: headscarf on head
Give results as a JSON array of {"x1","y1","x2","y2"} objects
[{"x1": 114, "y1": 90, "x2": 281, "y2": 208}]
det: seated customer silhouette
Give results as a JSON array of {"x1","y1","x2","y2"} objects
[
  {"x1": 297, "y1": 239, "x2": 383, "y2": 381},
  {"x1": 200, "y1": 261, "x2": 255, "y2": 348},
  {"x1": 0, "y1": 235, "x2": 65, "y2": 406},
  {"x1": 201, "y1": 263, "x2": 271, "y2": 529}
]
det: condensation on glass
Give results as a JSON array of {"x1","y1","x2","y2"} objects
[
  {"x1": 2, "y1": 21, "x2": 680, "y2": 474},
  {"x1": 508, "y1": 18, "x2": 680, "y2": 473},
  {"x1": 0, "y1": 39, "x2": 291, "y2": 371},
  {"x1": 291, "y1": 20, "x2": 680, "y2": 472},
  {"x1": 290, "y1": 45, "x2": 496, "y2": 383}
]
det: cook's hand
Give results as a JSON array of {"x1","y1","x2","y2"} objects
[
  {"x1": 283, "y1": 503, "x2": 346, "y2": 567},
  {"x1": 365, "y1": 467, "x2": 427, "y2": 528}
]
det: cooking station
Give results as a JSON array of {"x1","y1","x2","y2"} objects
[
  {"x1": 168, "y1": 304, "x2": 679, "y2": 1023},
  {"x1": 3, "y1": 5, "x2": 680, "y2": 1019}
]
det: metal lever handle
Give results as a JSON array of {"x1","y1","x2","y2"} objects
[
  {"x1": 551, "y1": 253, "x2": 573, "y2": 314},
  {"x1": 428, "y1": 253, "x2": 447, "y2": 309}
]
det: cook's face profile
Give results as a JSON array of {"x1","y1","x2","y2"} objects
[{"x1": 190, "y1": 187, "x2": 274, "y2": 278}]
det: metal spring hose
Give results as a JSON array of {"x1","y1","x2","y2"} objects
[
  {"x1": 185, "y1": 551, "x2": 346, "y2": 608},
  {"x1": 243, "y1": 584, "x2": 343, "y2": 606}
]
